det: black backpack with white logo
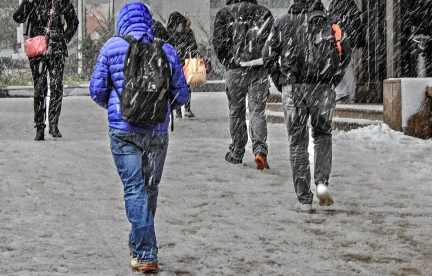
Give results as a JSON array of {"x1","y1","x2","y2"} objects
[
  {"x1": 113, "y1": 34, "x2": 172, "y2": 125},
  {"x1": 297, "y1": 11, "x2": 342, "y2": 82}
]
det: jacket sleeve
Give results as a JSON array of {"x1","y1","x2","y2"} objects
[
  {"x1": 162, "y1": 43, "x2": 189, "y2": 110},
  {"x1": 258, "y1": 9, "x2": 275, "y2": 52},
  {"x1": 263, "y1": 20, "x2": 283, "y2": 91},
  {"x1": 330, "y1": 0, "x2": 363, "y2": 49},
  {"x1": 212, "y1": 9, "x2": 233, "y2": 67},
  {"x1": 13, "y1": 0, "x2": 34, "y2": 24},
  {"x1": 187, "y1": 29, "x2": 199, "y2": 58},
  {"x1": 63, "y1": 0, "x2": 79, "y2": 43},
  {"x1": 89, "y1": 42, "x2": 111, "y2": 109},
  {"x1": 340, "y1": 30, "x2": 352, "y2": 71}
]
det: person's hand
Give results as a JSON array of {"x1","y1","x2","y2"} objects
[{"x1": 29, "y1": 0, "x2": 34, "y2": 3}]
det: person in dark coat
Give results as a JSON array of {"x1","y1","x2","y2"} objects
[
  {"x1": 329, "y1": 0, "x2": 363, "y2": 103},
  {"x1": 13, "y1": 0, "x2": 79, "y2": 140},
  {"x1": 213, "y1": 0, "x2": 273, "y2": 170},
  {"x1": 152, "y1": 19, "x2": 169, "y2": 41},
  {"x1": 263, "y1": 0, "x2": 351, "y2": 213},
  {"x1": 405, "y1": 0, "x2": 432, "y2": 77},
  {"x1": 166, "y1": 12, "x2": 198, "y2": 118}
]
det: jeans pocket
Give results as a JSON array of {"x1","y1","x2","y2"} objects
[{"x1": 109, "y1": 129, "x2": 137, "y2": 153}]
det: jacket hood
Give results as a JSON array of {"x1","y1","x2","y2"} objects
[
  {"x1": 226, "y1": 0, "x2": 258, "y2": 5},
  {"x1": 116, "y1": 2, "x2": 153, "y2": 38},
  {"x1": 166, "y1": 12, "x2": 188, "y2": 32},
  {"x1": 290, "y1": 0, "x2": 325, "y2": 14}
]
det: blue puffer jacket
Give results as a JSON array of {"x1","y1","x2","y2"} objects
[{"x1": 90, "y1": 2, "x2": 188, "y2": 135}]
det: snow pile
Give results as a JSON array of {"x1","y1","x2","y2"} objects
[
  {"x1": 334, "y1": 123, "x2": 409, "y2": 142},
  {"x1": 1, "y1": 94, "x2": 432, "y2": 275},
  {"x1": 400, "y1": 78, "x2": 432, "y2": 128}
]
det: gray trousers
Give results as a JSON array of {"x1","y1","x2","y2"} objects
[
  {"x1": 225, "y1": 67, "x2": 269, "y2": 160},
  {"x1": 282, "y1": 83, "x2": 335, "y2": 204}
]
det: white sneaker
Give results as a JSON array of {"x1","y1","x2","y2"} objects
[
  {"x1": 294, "y1": 202, "x2": 313, "y2": 213},
  {"x1": 316, "y1": 183, "x2": 334, "y2": 206}
]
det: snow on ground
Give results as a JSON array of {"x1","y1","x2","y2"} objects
[{"x1": 0, "y1": 92, "x2": 431, "y2": 276}]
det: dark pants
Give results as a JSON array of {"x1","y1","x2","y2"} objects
[
  {"x1": 29, "y1": 53, "x2": 65, "y2": 129},
  {"x1": 282, "y1": 83, "x2": 335, "y2": 204},
  {"x1": 225, "y1": 67, "x2": 269, "y2": 160}
]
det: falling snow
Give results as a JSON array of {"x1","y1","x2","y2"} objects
[{"x1": 0, "y1": 93, "x2": 431, "y2": 275}]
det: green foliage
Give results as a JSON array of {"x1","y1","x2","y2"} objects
[
  {"x1": 0, "y1": 78, "x2": 31, "y2": 86},
  {"x1": 79, "y1": 17, "x2": 115, "y2": 81},
  {"x1": 0, "y1": 1, "x2": 19, "y2": 51}
]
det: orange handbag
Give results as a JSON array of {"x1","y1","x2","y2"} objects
[{"x1": 25, "y1": 1, "x2": 55, "y2": 57}]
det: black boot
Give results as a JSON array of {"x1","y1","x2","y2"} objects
[
  {"x1": 34, "y1": 127, "x2": 45, "y2": 141},
  {"x1": 49, "y1": 125, "x2": 62, "y2": 138}
]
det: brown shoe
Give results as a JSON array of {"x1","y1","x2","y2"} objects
[{"x1": 130, "y1": 257, "x2": 158, "y2": 273}]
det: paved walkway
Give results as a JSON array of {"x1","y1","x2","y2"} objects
[{"x1": 1, "y1": 94, "x2": 431, "y2": 276}]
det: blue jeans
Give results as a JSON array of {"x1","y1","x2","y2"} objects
[{"x1": 109, "y1": 128, "x2": 169, "y2": 263}]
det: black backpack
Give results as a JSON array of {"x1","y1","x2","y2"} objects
[
  {"x1": 230, "y1": 4, "x2": 273, "y2": 65},
  {"x1": 113, "y1": 34, "x2": 172, "y2": 125},
  {"x1": 297, "y1": 11, "x2": 342, "y2": 82}
]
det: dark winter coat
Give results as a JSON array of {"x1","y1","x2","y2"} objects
[
  {"x1": 408, "y1": 0, "x2": 432, "y2": 36},
  {"x1": 329, "y1": 0, "x2": 364, "y2": 49},
  {"x1": 153, "y1": 20, "x2": 169, "y2": 41},
  {"x1": 166, "y1": 12, "x2": 198, "y2": 64},
  {"x1": 212, "y1": 0, "x2": 273, "y2": 69},
  {"x1": 89, "y1": 2, "x2": 188, "y2": 135},
  {"x1": 13, "y1": 0, "x2": 79, "y2": 57},
  {"x1": 262, "y1": 0, "x2": 352, "y2": 89}
]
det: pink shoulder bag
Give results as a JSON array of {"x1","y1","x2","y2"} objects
[{"x1": 25, "y1": 1, "x2": 55, "y2": 57}]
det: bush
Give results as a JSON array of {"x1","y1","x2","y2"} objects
[
  {"x1": 0, "y1": 57, "x2": 32, "y2": 86},
  {"x1": 79, "y1": 17, "x2": 115, "y2": 81}
]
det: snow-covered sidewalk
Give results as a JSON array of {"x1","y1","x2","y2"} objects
[{"x1": 1, "y1": 93, "x2": 431, "y2": 275}]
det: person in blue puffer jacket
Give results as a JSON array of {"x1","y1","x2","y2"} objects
[{"x1": 89, "y1": 2, "x2": 188, "y2": 273}]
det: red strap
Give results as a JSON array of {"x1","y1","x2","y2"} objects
[
  {"x1": 332, "y1": 24, "x2": 342, "y2": 60},
  {"x1": 45, "y1": 1, "x2": 56, "y2": 39}
]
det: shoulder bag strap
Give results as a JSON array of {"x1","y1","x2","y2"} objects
[{"x1": 45, "y1": 1, "x2": 56, "y2": 39}]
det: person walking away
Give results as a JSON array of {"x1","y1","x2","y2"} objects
[
  {"x1": 153, "y1": 19, "x2": 169, "y2": 41},
  {"x1": 13, "y1": 0, "x2": 79, "y2": 140},
  {"x1": 408, "y1": 0, "x2": 432, "y2": 77},
  {"x1": 89, "y1": 2, "x2": 188, "y2": 273},
  {"x1": 263, "y1": 0, "x2": 352, "y2": 212},
  {"x1": 213, "y1": 0, "x2": 274, "y2": 170},
  {"x1": 329, "y1": 0, "x2": 364, "y2": 103},
  {"x1": 166, "y1": 12, "x2": 198, "y2": 118}
]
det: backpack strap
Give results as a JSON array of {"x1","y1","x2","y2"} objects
[
  {"x1": 111, "y1": 35, "x2": 137, "y2": 99},
  {"x1": 117, "y1": 34, "x2": 137, "y2": 44},
  {"x1": 332, "y1": 24, "x2": 343, "y2": 60}
]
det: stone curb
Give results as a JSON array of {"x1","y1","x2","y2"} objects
[
  {"x1": 0, "y1": 84, "x2": 91, "y2": 98},
  {"x1": 0, "y1": 81, "x2": 227, "y2": 98}
]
